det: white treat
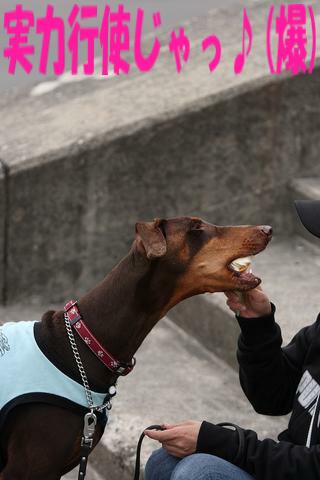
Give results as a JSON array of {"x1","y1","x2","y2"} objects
[{"x1": 230, "y1": 256, "x2": 252, "y2": 273}]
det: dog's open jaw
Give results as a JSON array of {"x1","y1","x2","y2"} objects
[
  {"x1": 230, "y1": 256, "x2": 252, "y2": 273},
  {"x1": 228, "y1": 254, "x2": 260, "y2": 289}
]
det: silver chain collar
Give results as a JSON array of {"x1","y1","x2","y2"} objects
[{"x1": 63, "y1": 312, "x2": 116, "y2": 413}]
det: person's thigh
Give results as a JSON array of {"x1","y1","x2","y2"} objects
[
  {"x1": 171, "y1": 454, "x2": 254, "y2": 480},
  {"x1": 145, "y1": 448, "x2": 181, "y2": 480}
]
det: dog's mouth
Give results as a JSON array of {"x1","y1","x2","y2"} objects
[
  {"x1": 228, "y1": 255, "x2": 261, "y2": 289},
  {"x1": 229, "y1": 256, "x2": 252, "y2": 274}
]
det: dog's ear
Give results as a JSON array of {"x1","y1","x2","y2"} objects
[{"x1": 135, "y1": 219, "x2": 167, "y2": 260}]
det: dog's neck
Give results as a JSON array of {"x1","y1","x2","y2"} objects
[
  {"x1": 79, "y1": 246, "x2": 177, "y2": 361},
  {"x1": 37, "y1": 244, "x2": 181, "y2": 391}
]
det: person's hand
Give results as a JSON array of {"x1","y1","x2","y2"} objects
[
  {"x1": 224, "y1": 287, "x2": 272, "y2": 318},
  {"x1": 144, "y1": 421, "x2": 201, "y2": 458}
]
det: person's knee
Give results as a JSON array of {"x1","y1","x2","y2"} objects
[
  {"x1": 171, "y1": 454, "x2": 214, "y2": 480},
  {"x1": 145, "y1": 448, "x2": 180, "y2": 480},
  {"x1": 145, "y1": 448, "x2": 165, "y2": 479},
  {"x1": 171, "y1": 454, "x2": 241, "y2": 480}
]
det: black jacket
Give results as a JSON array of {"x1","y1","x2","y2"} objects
[{"x1": 196, "y1": 304, "x2": 320, "y2": 479}]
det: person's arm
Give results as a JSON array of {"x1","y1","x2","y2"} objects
[
  {"x1": 226, "y1": 288, "x2": 319, "y2": 415},
  {"x1": 197, "y1": 421, "x2": 320, "y2": 480},
  {"x1": 145, "y1": 419, "x2": 320, "y2": 480}
]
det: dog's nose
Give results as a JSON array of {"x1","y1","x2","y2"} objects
[{"x1": 260, "y1": 225, "x2": 273, "y2": 236}]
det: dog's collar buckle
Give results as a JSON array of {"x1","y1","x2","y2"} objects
[{"x1": 64, "y1": 300, "x2": 136, "y2": 376}]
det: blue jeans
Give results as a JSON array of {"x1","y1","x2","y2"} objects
[{"x1": 145, "y1": 448, "x2": 254, "y2": 480}]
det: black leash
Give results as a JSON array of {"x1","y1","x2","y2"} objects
[
  {"x1": 77, "y1": 423, "x2": 165, "y2": 480},
  {"x1": 78, "y1": 422, "x2": 244, "y2": 479},
  {"x1": 78, "y1": 442, "x2": 92, "y2": 479},
  {"x1": 216, "y1": 422, "x2": 245, "y2": 466},
  {"x1": 133, "y1": 422, "x2": 245, "y2": 479},
  {"x1": 133, "y1": 425, "x2": 166, "y2": 480}
]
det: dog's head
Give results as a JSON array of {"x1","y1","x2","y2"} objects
[{"x1": 135, "y1": 217, "x2": 272, "y2": 299}]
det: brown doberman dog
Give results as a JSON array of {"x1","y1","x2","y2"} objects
[{"x1": 0, "y1": 217, "x2": 272, "y2": 480}]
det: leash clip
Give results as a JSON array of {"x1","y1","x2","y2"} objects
[{"x1": 81, "y1": 412, "x2": 97, "y2": 448}]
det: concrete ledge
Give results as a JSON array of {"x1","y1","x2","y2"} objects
[
  {"x1": 291, "y1": 178, "x2": 320, "y2": 201},
  {"x1": 170, "y1": 294, "x2": 239, "y2": 369},
  {"x1": 0, "y1": 162, "x2": 6, "y2": 305},
  {"x1": 1, "y1": 1, "x2": 320, "y2": 304},
  {"x1": 289, "y1": 178, "x2": 320, "y2": 246},
  {"x1": 4, "y1": 71, "x2": 320, "y2": 305}
]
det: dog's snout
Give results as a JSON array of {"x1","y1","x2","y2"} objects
[{"x1": 259, "y1": 225, "x2": 273, "y2": 236}]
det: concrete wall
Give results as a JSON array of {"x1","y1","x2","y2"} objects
[
  {"x1": 1, "y1": 0, "x2": 320, "y2": 305},
  {"x1": 1, "y1": 72, "x2": 319, "y2": 304},
  {"x1": 0, "y1": 164, "x2": 5, "y2": 304},
  {"x1": 169, "y1": 294, "x2": 240, "y2": 369},
  {"x1": 4, "y1": 68, "x2": 320, "y2": 305}
]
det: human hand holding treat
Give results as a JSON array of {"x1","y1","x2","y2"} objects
[{"x1": 225, "y1": 286, "x2": 272, "y2": 318}]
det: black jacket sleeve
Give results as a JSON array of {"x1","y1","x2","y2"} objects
[
  {"x1": 195, "y1": 308, "x2": 320, "y2": 480},
  {"x1": 197, "y1": 421, "x2": 320, "y2": 480},
  {"x1": 236, "y1": 305, "x2": 320, "y2": 415}
]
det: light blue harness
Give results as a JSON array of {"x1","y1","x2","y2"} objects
[{"x1": 0, "y1": 321, "x2": 109, "y2": 412}]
